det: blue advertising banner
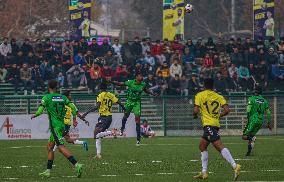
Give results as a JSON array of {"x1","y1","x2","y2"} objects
[
  {"x1": 69, "y1": 0, "x2": 92, "y2": 40},
  {"x1": 253, "y1": 0, "x2": 275, "y2": 40}
]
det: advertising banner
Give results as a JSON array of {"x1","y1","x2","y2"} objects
[
  {"x1": 163, "y1": 0, "x2": 185, "y2": 41},
  {"x1": 253, "y1": 0, "x2": 275, "y2": 39},
  {"x1": 0, "y1": 114, "x2": 136, "y2": 140},
  {"x1": 69, "y1": 0, "x2": 92, "y2": 40}
]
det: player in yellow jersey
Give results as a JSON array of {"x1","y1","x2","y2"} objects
[
  {"x1": 53, "y1": 91, "x2": 89, "y2": 152},
  {"x1": 82, "y1": 82, "x2": 125, "y2": 159},
  {"x1": 193, "y1": 78, "x2": 241, "y2": 181}
]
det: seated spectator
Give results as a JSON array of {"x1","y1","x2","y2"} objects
[
  {"x1": 216, "y1": 37, "x2": 226, "y2": 53},
  {"x1": 10, "y1": 38, "x2": 20, "y2": 56},
  {"x1": 180, "y1": 75, "x2": 189, "y2": 96},
  {"x1": 156, "y1": 71, "x2": 168, "y2": 95},
  {"x1": 66, "y1": 64, "x2": 87, "y2": 88},
  {"x1": 21, "y1": 38, "x2": 33, "y2": 56},
  {"x1": 182, "y1": 47, "x2": 195, "y2": 70},
  {"x1": 20, "y1": 63, "x2": 33, "y2": 95},
  {"x1": 214, "y1": 72, "x2": 226, "y2": 94},
  {"x1": 112, "y1": 38, "x2": 122, "y2": 63},
  {"x1": 151, "y1": 40, "x2": 165, "y2": 65},
  {"x1": 226, "y1": 38, "x2": 235, "y2": 54},
  {"x1": 202, "y1": 53, "x2": 213, "y2": 68},
  {"x1": 245, "y1": 47, "x2": 258, "y2": 65},
  {"x1": 184, "y1": 38, "x2": 196, "y2": 55},
  {"x1": 145, "y1": 73, "x2": 159, "y2": 93},
  {"x1": 230, "y1": 47, "x2": 244, "y2": 67},
  {"x1": 74, "y1": 51, "x2": 86, "y2": 66},
  {"x1": 144, "y1": 51, "x2": 156, "y2": 72},
  {"x1": 238, "y1": 64, "x2": 251, "y2": 91},
  {"x1": 130, "y1": 37, "x2": 142, "y2": 59},
  {"x1": 101, "y1": 64, "x2": 113, "y2": 81},
  {"x1": 170, "y1": 50, "x2": 182, "y2": 64},
  {"x1": 0, "y1": 66, "x2": 7, "y2": 83},
  {"x1": 31, "y1": 63, "x2": 45, "y2": 93},
  {"x1": 169, "y1": 74, "x2": 181, "y2": 95},
  {"x1": 141, "y1": 38, "x2": 150, "y2": 56},
  {"x1": 205, "y1": 37, "x2": 216, "y2": 54},
  {"x1": 7, "y1": 64, "x2": 20, "y2": 94},
  {"x1": 89, "y1": 63, "x2": 101, "y2": 93},
  {"x1": 115, "y1": 64, "x2": 128, "y2": 82},
  {"x1": 62, "y1": 50, "x2": 73, "y2": 73},
  {"x1": 104, "y1": 50, "x2": 118, "y2": 71},
  {"x1": 188, "y1": 73, "x2": 200, "y2": 94},
  {"x1": 40, "y1": 59, "x2": 53, "y2": 81},
  {"x1": 85, "y1": 50, "x2": 95, "y2": 67},
  {"x1": 99, "y1": 38, "x2": 113, "y2": 57},
  {"x1": 170, "y1": 58, "x2": 182, "y2": 78},
  {"x1": 271, "y1": 64, "x2": 284, "y2": 80},
  {"x1": 156, "y1": 62, "x2": 170, "y2": 80},
  {"x1": 195, "y1": 38, "x2": 206, "y2": 58},
  {"x1": 62, "y1": 40, "x2": 74, "y2": 58},
  {"x1": 228, "y1": 63, "x2": 238, "y2": 90},
  {"x1": 277, "y1": 38, "x2": 284, "y2": 64},
  {"x1": 171, "y1": 39, "x2": 183, "y2": 53},
  {"x1": 140, "y1": 120, "x2": 155, "y2": 138}
]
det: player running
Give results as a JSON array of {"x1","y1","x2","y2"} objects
[
  {"x1": 81, "y1": 82, "x2": 125, "y2": 159},
  {"x1": 110, "y1": 73, "x2": 158, "y2": 146},
  {"x1": 31, "y1": 80, "x2": 83, "y2": 178},
  {"x1": 242, "y1": 86, "x2": 271, "y2": 156},
  {"x1": 193, "y1": 78, "x2": 241, "y2": 180},
  {"x1": 53, "y1": 90, "x2": 89, "y2": 152}
]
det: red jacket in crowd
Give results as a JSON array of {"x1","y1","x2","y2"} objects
[
  {"x1": 151, "y1": 44, "x2": 163, "y2": 56},
  {"x1": 203, "y1": 57, "x2": 213, "y2": 67}
]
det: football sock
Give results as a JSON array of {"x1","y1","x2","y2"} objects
[
  {"x1": 53, "y1": 145, "x2": 57, "y2": 152},
  {"x1": 74, "y1": 140, "x2": 84, "y2": 145},
  {"x1": 96, "y1": 138, "x2": 102, "y2": 154},
  {"x1": 47, "y1": 160, "x2": 53, "y2": 170},
  {"x1": 136, "y1": 123, "x2": 141, "y2": 142},
  {"x1": 221, "y1": 148, "x2": 237, "y2": 169},
  {"x1": 201, "y1": 151, "x2": 208, "y2": 173},
  {"x1": 121, "y1": 117, "x2": 127, "y2": 131},
  {"x1": 247, "y1": 142, "x2": 252, "y2": 154},
  {"x1": 96, "y1": 131, "x2": 112, "y2": 139},
  {"x1": 67, "y1": 156, "x2": 77, "y2": 166}
]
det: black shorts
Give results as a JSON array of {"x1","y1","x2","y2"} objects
[
  {"x1": 202, "y1": 126, "x2": 220, "y2": 142},
  {"x1": 96, "y1": 116, "x2": 112, "y2": 132}
]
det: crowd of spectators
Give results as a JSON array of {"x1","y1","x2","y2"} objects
[{"x1": 0, "y1": 36, "x2": 283, "y2": 95}]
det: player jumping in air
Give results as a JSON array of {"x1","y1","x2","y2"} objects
[
  {"x1": 110, "y1": 73, "x2": 158, "y2": 146},
  {"x1": 31, "y1": 80, "x2": 83, "y2": 178},
  {"x1": 81, "y1": 82, "x2": 125, "y2": 159},
  {"x1": 242, "y1": 86, "x2": 271, "y2": 156},
  {"x1": 53, "y1": 90, "x2": 89, "y2": 152},
  {"x1": 193, "y1": 78, "x2": 241, "y2": 180}
]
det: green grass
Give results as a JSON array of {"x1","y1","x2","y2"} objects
[{"x1": 0, "y1": 136, "x2": 284, "y2": 182}]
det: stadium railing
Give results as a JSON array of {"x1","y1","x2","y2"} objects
[{"x1": 0, "y1": 92, "x2": 283, "y2": 136}]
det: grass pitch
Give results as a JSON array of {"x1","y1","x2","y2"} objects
[{"x1": 0, "y1": 136, "x2": 284, "y2": 182}]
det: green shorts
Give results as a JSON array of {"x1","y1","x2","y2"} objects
[
  {"x1": 125, "y1": 100, "x2": 141, "y2": 116},
  {"x1": 49, "y1": 127, "x2": 65, "y2": 145},
  {"x1": 243, "y1": 121, "x2": 263, "y2": 136}
]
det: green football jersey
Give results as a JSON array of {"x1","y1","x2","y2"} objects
[
  {"x1": 247, "y1": 95, "x2": 269, "y2": 123},
  {"x1": 41, "y1": 93, "x2": 70, "y2": 128},
  {"x1": 125, "y1": 80, "x2": 146, "y2": 102}
]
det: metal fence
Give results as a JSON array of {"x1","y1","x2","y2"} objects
[{"x1": 0, "y1": 94, "x2": 283, "y2": 136}]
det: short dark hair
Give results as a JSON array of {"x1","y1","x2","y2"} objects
[
  {"x1": 62, "y1": 90, "x2": 71, "y2": 97},
  {"x1": 135, "y1": 72, "x2": 143, "y2": 77},
  {"x1": 48, "y1": 80, "x2": 58, "y2": 90},
  {"x1": 204, "y1": 78, "x2": 214, "y2": 89},
  {"x1": 99, "y1": 82, "x2": 107, "y2": 90}
]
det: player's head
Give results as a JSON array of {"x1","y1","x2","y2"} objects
[
  {"x1": 48, "y1": 80, "x2": 58, "y2": 92},
  {"x1": 254, "y1": 85, "x2": 262, "y2": 95},
  {"x1": 143, "y1": 119, "x2": 148, "y2": 125},
  {"x1": 62, "y1": 90, "x2": 71, "y2": 100},
  {"x1": 204, "y1": 78, "x2": 214, "y2": 90},
  {"x1": 135, "y1": 72, "x2": 143, "y2": 83},
  {"x1": 99, "y1": 82, "x2": 108, "y2": 91}
]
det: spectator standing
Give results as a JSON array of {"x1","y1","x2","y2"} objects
[
  {"x1": 85, "y1": 50, "x2": 95, "y2": 67},
  {"x1": 112, "y1": 38, "x2": 122, "y2": 63},
  {"x1": 195, "y1": 38, "x2": 207, "y2": 58},
  {"x1": 226, "y1": 38, "x2": 235, "y2": 54},
  {"x1": 151, "y1": 40, "x2": 165, "y2": 65},
  {"x1": 184, "y1": 38, "x2": 196, "y2": 55},
  {"x1": 40, "y1": 59, "x2": 53, "y2": 81},
  {"x1": 0, "y1": 37, "x2": 12, "y2": 67},
  {"x1": 89, "y1": 38, "x2": 100, "y2": 58},
  {"x1": 31, "y1": 63, "x2": 45, "y2": 93},
  {"x1": 62, "y1": 40, "x2": 74, "y2": 59},
  {"x1": 121, "y1": 39, "x2": 134, "y2": 65},
  {"x1": 99, "y1": 38, "x2": 112, "y2": 57},
  {"x1": 130, "y1": 37, "x2": 142, "y2": 60},
  {"x1": 141, "y1": 38, "x2": 150, "y2": 56},
  {"x1": 21, "y1": 38, "x2": 33, "y2": 56},
  {"x1": 20, "y1": 63, "x2": 33, "y2": 95},
  {"x1": 205, "y1": 37, "x2": 216, "y2": 53},
  {"x1": 238, "y1": 64, "x2": 251, "y2": 91},
  {"x1": 74, "y1": 51, "x2": 86, "y2": 66},
  {"x1": 10, "y1": 38, "x2": 19, "y2": 56},
  {"x1": 7, "y1": 64, "x2": 20, "y2": 94},
  {"x1": 230, "y1": 47, "x2": 244, "y2": 67}
]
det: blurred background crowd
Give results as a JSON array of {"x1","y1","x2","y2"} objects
[{"x1": 0, "y1": 36, "x2": 284, "y2": 95}]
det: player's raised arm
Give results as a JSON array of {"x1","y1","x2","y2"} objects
[
  {"x1": 110, "y1": 80, "x2": 126, "y2": 87},
  {"x1": 143, "y1": 87, "x2": 159, "y2": 96},
  {"x1": 220, "y1": 104, "x2": 230, "y2": 118},
  {"x1": 31, "y1": 96, "x2": 47, "y2": 119},
  {"x1": 82, "y1": 102, "x2": 101, "y2": 118}
]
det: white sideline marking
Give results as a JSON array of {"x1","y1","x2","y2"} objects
[
  {"x1": 1, "y1": 166, "x2": 12, "y2": 169},
  {"x1": 157, "y1": 172, "x2": 174, "y2": 175},
  {"x1": 2, "y1": 178, "x2": 19, "y2": 180},
  {"x1": 135, "y1": 174, "x2": 144, "y2": 176},
  {"x1": 102, "y1": 162, "x2": 109, "y2": 165},
  {"x1": 152, "y1": 160, "x2": 162, "y2": 163},
  {"x1": 235, "y1": 158, "x2": 254, "y2": 161},
  {"x1": 61, "y1": 176, "x2": 76, "y2": 178},
  {"x1": 126, "y1": 161, "x2": 137, "y2": 164},
  {"x1": 101, "y1": 174, "x2": 117, "y2": 177},
  {"x1": 19, "y1": 165, "x2": 29, "y2": 168},
  {"x1": 261, "y1": 169, "x2": 281, "y2": 172},
  {"x1": 190, "y1": 159, "x2": 199, "y2": 162}
]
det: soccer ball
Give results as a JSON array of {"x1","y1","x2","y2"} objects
[{"x1": 185, "y1": 3, "x2": 194, "y2": 13}]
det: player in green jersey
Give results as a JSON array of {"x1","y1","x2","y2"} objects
[
  {"x1": 242, "y1": 86, "x2": 272, "y2": 156},
  {"x1": 31, "y1": 80, "x2": 83, "y2": 178},
  {"x1": 110, "y1": 73, "x2": 158, "y2": 146}
]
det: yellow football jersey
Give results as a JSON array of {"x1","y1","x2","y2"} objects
[
  {"x1": 64, "y1": 102, "x2": 77, "y2": 125},
  {"x1": 97, "y1": 92, "x2": 119, "y2": 116},
  {"x1": 194, "y1": 90, "x2": 227, "y2": 127}
]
